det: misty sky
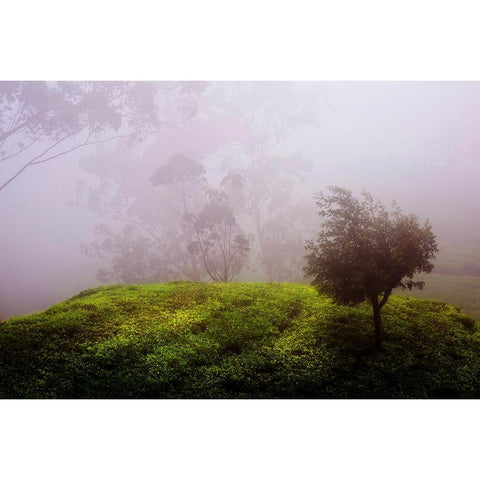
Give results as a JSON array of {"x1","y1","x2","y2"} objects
[{"x1": 1, "y1": 81, "x2": 479, "y2": 319}]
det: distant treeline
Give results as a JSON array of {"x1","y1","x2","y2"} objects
[{"x1": 396, "y1": 273, "x2": 480, "y2": 321}]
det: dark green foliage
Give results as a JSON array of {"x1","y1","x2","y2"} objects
[
  {"x1": 305, "y1": 186, "x2": 438, "y2": 302},
  {"x1": 1, "y1": 282, "x2": 479, "y2": 399}
]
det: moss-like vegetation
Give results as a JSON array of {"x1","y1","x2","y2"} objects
[{"x1": 1, "y1": 282, "x2": 479, "y2": 399}]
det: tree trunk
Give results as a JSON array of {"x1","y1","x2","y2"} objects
[{"x1": 369, "y1": 295, "x2": 383, "y2": 350}]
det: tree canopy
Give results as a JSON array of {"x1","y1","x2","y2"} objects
[
  {"x1": 304, "y1": 186, "x2": 438, "y2": 348},
  {"x1": 0, "y1": 81, "x2": 160, "y2": 192}
]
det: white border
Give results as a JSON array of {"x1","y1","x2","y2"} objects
[
  {"x1": 2, "y1": 400, "x2": 479, "y2": 480},
  {"x1": 2, "y1": 0, "x2": 480, "y2": 80},
  {"x1": 2, "y1": 1, "x2": 480, "y2": 478}
]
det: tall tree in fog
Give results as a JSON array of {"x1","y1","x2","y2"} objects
[
  {"x1": 151, "y1": 157, "x2": 251, "y2": 282},
  {"x1": 83, "y1": 153, "x2": 250, "y2": 283},
  {"x1": 234, "y1": 154, "x2": 316, "y2": 281},
  {"x1": 83, "y1": 153, "x2": 207, "y2": 283},
  {"x1": 0, "y1": 82, "x2": 165, "y2": 192},
  {"x1": 210, "y1": 82, "x2": 322, "y2": 280},
  {"x1": 150, "y1": 154, "x2": 208, "y2": 281},
  {"x1": 187, "y1": 190, "x2": 250, "y2": 282}
]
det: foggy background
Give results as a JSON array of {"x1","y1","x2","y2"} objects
[{"x1": 1, "y1": 81, "x2": 479, "y2": 319}]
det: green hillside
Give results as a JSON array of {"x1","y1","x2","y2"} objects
[
  {"x1": 1, "y1": 282, "x2": 479, "y2": 399},
  {"x1": 395, "y1": 273, "x2": 480, "y2": 321}
]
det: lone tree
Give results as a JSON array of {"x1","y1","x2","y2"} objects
[
  {"x1": 304, "y1": 186, "x2": 438, "y2": 350},
  {"x1": 150, "y1": 155, "x2": 250, "y2": 282},
  {"x1": 188, "y1": 199, "x2": 251, "y2": 282}
]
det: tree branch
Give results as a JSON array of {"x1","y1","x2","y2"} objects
[
  {"x1": 0, "y1": 131, "x2": 131, "y2": 193},
  {"x1": 30, "y1": 132, "x2": 131, "y2": 166},
  {"x1": 0, "y1": 132, "x2": 76, "y2": 192},
  {"x1": 101, "y1": 214, "x2": 166, "y2": 248},
  {"x1": 0, "y1": 139, "x2": 37, "y2": 163},
  {"x1": 378, "y1": 288, "x2": 392, "y2": 309}
]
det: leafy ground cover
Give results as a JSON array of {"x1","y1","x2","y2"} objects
[{"x1": 1, "y1": 282, "x2": 479, "y2": 398}]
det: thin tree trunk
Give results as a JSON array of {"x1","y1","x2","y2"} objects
[{"x1": 369, "y1": 295, "x2": 383, "y2": 350}]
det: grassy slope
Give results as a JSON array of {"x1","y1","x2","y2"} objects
[
  {"x1": 395, "y1": 273, "x2": 480, "y2": 322},
  {"x1": 1, "y1": 282, "x2": 479, "y2": 399}
]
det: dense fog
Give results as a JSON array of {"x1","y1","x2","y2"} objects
[{"x1": 1, "y1": 81, "x2": 479, "y2": 319}]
